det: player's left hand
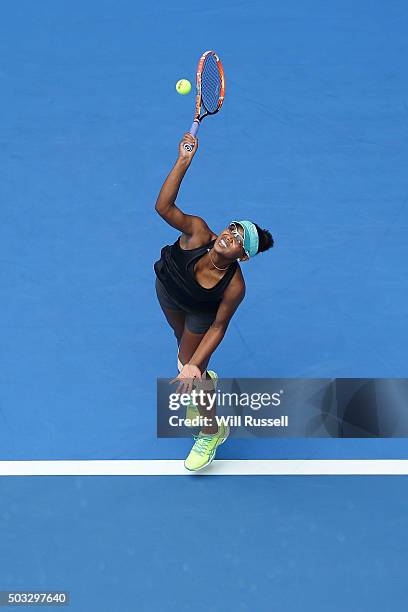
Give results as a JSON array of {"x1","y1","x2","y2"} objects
[{"x1": 170, "y1": 363, "x2": 202, "y2": 395}]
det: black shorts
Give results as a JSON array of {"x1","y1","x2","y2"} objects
[{"x1": 155, "y1": 278, "x2": 216, "y2": 334}]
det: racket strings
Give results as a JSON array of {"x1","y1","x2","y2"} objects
[{"x1": 201, "y1": 55, "x2": 221, "y2": 113}]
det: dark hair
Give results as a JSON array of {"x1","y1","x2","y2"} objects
[{"x1": 254, "y1": 223, "x2": 274, "y2": 253}]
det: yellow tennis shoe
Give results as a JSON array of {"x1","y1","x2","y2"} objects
[{"x1": 184, "y1": 422, "x2": 229, "y2": 472}]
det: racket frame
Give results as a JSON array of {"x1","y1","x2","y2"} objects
[{"x1": 184, "y1": 50, "x2": 225, "y2": 151}]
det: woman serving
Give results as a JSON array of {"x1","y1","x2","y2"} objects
[{"x1": 154, "y1": 133, "x2": 274, "y2": 471}]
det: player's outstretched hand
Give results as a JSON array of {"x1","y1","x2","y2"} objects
[
  {"x1": 178, "y1": 133, "x2": 198, "y2": 162},
  {"x1": 170, "y1": 363, "x2": 202, "y2": 395}
]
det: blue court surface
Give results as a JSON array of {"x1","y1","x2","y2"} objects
[{"x1": 1, "y1": 0, "x2": 408, "y2": 610}]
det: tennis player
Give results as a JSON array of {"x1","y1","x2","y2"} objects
[{"x1": 154, "y1": 133, "x2": 274, "y2": 471}]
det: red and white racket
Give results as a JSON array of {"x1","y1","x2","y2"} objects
[{"x1": 184, "y1": 50, "x2": 226, "y2": 152}]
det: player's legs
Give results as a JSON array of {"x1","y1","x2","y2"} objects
[
  {"x1": 178, "y1": 327, "x2": 210, "y2": 374},
  {"x1": 177, "y1": 310, "x2": 216, "y2": 373},
  {"x1": 178, "y1": 324, "x2": 219, "y2": 434},
  {"x1": 178, "y1": 314, "x2": 229, "y2": 471},
  {"x1": 160, "y1": 307, "x2": 185, "y2": 346}
]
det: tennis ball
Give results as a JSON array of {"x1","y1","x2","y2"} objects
[{"x1": 176, "y1": 79, "x2": 192, "y2": 95}]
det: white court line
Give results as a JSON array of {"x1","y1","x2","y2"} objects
[{"x1": 0, "y1": 460, "x2": 407, "y2": 476}]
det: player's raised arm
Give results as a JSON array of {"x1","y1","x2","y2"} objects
[{"x1": 155, "y1": 133, "x2": 206, "y2": 236}]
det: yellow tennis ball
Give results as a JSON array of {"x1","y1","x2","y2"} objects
[{"x1": 176, "y1": 79, "x2": 192, "y2": 95}]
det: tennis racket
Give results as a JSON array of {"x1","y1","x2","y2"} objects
[{"x1": 184, "y1": 50, "x2": 225, "y2": 152}]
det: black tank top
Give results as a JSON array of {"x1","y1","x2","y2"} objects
[{"x1": 154, "y1": 237, "x2": 238, "y2": 313}]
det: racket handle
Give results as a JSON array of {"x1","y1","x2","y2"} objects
[{"x1": 184, "y1": 121, "x2": 200, "y2": 152}]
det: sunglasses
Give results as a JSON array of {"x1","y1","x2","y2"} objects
[{"x1": 228, "y1": 223, "x2": 247, "y2": 253}]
